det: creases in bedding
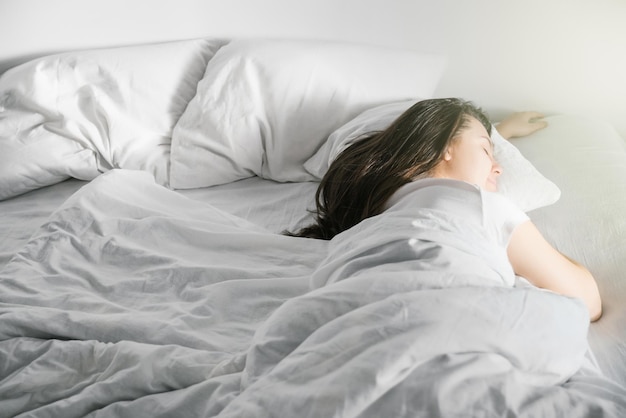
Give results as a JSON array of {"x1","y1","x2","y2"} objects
[{"x1": 0, "y1": 170, "x2": 624, "y2": 417}]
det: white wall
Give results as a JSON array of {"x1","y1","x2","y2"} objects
[
  {"x1": 426, "y1": 0, "x2": 626, "y2": 138},
  {"x1": 0, "y1": 0, "x2": 428, "y2": 70},
  {"x1": 1, "y1": 0, "x2": 625, "y2": 137}
]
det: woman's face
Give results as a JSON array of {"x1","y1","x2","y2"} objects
[{"x1": 433, "y1": 117, "x2": 502, "y2": 192}]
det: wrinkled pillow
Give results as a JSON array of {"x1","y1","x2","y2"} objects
[
  {"x1": 0, "y1": 38, "x2": 224, "y2": 200},
  {"x1": 169, "y1": 39, "x2": 446, "y2": 189},
  {"x1": 304, "y1": 100, "x2": 561, "y2": 212}
]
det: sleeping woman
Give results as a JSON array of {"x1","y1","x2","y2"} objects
[{"x1": 289, "y1": 98, "x2": 602, "y2": 321}]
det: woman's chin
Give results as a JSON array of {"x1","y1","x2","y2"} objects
[{"x1": 486, "y1": 182, "x2": 498, "y2": 193}]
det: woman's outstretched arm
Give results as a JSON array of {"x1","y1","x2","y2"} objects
[
  {"x1": 507, "y1": 220, "x2": 602, "y2": 322},
  {"x1": 496, "y1": 111, "x2": 548, "y2": 139}
]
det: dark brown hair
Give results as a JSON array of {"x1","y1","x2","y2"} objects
[{"x1": 288, "y1": 98, "x2": 491, "y2": 239}]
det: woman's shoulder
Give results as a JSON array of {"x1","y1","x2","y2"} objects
[{"x1": 480, "y1": 189, "x2": 530, "y2": 246}]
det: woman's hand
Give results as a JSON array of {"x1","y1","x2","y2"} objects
[{"x1": 496, "y1": 111, "x2": 548, "y2": 139}]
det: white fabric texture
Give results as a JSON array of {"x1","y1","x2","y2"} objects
[
  {"x1": 2, "y1": 116, "x2": 625, "y2": 398},
  {"x1": 512, "y1": 115, "x2": 626, "y2": 386},
  {"x1": 0, "y1": 178, "x2": 86, "y2": 270},
  {"x1": 2, "y1": 170, "x2": 624, "y2": 417},
  {"x1": 169, "y1": 39, "x2": 446, "y2": 188},
  {"x1": 313, "y1": 178, "x2": 529, "y2": 289},
  {"x1": 387, "y1": 178, "x2": 530, "y2": 284},
  {"x1": 0, "y1": 176, "x2": 318, "y2": 273},
  {"x1": 231, "y1": 178, "x2": 623, "y2": 417},
  {"x1": 0, "y1": 170, "x2": 328, "y2": 417},
  {"x1": 0, "y1": 38, "x2": 224, "y2": 200},
  {"x1": 304, "y1": 99, "x2": 561, "y2": 212},
  {"x1": 491, "y1": 124, "x2": 561, "y2": 212}
]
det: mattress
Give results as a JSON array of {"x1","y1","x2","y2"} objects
[{"x1": 511, "y1": 116, "x2": 626, "y2": 386}]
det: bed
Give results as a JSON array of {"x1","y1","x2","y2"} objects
[{"x1": 1, "y1": 37, "x2": 625, "y2": 417}]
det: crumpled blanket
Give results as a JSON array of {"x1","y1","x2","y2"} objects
[
  {"x1": 0, "y1": 170, "x2": 624, "y2": 417},
  {"x1": 219, "y1": 196, "x2": 626, "y2": 416},
  {"x1": 226, "y1": 272, "x2": 626, "y2": 417}
]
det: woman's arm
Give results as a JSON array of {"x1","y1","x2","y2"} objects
[
  {"x1": 496, "y1": 111, "x2": 548, "y2": 139},
  {"x1": 507, "y1": 220, "x2": 602, "y2": 322}
]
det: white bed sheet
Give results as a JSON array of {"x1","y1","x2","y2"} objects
[{"x1": 511, "y1": 115, "x2": 626, "y2": 386}]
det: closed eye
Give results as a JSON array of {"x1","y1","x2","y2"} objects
[{"x1": 481, "y1": 136, "x2": 494, "y2": 156}]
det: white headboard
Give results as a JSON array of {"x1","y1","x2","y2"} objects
[{"x1": 1, "y1": 0, "x2": 625, "y2": 138}]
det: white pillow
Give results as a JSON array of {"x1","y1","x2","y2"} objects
[
  {"x1": 304, "y1": 100, "x2": 561, "y2": 212},
  {"x1": 169, "y1": 39, "x2": 446, "y2": 189},
  {"x1": 490, "y1": 122, "x2": 561, "y2": 212},
  {"x1": 0, "y1": 38, "x2": 224, "y2": 201}
]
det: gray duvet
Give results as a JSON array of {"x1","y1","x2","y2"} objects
[{"x1": 1, "y1": 170, "x2": 624, "y2": 417}]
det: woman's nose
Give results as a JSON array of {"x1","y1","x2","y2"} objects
[{"x1": 492, "y1": 161, "x2": 503, "y2": 176}]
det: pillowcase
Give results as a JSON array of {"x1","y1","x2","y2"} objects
[
  {"x1": 304, "y1": 100, "x2": 561, "y2": 212},
  {"x1": 0, "y1": 38, "x2": 225, "y2": 201},
  {"x1": 169, "y1": 39, "x2": 446, "y2": 189}
]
